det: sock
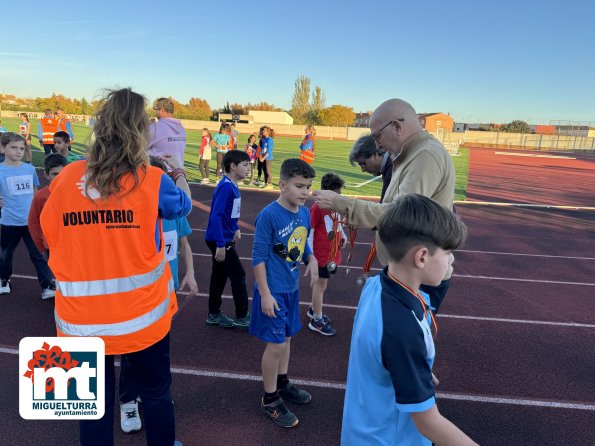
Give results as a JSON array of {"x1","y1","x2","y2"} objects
[
  {"x1": 313, "y1": 312, "x2": 323, "y2": 322},
  {"x1": 263, "y1": 390, "x2": 279, "y2": 405},
  {"x1": 277, "y1": 374, "x2": 289, "y2": 390}
]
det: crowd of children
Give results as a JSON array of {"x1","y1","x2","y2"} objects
[{"x1": 0, "y1": 114, "x2": 476, "y2": 444}]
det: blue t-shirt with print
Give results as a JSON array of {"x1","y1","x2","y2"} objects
[
  {"x1": 260, "y1": 136, "x2": 274, "y2": 160},
  {"x1": 252, "y1": 201, "x2": 312, "y2": 293},
  {"x1": 162, "y1": 217, "x2": 192, "y2": 290},
  {"x1": 341, "y1": 270, "x2": 436, "y2": 446},
  {"x1": 0, "y1": 163, "x2": 40, "y2": 226}
]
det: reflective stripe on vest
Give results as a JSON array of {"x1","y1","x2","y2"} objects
[
  {"x1": 55, "y1": 279, "x2": 174, "y2": 336},
  {"x1": 56, "y1": 257, "x2": 166, "y2": 297}
]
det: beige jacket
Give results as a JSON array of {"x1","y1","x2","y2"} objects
[{"x1": 332, "y1": 130, "x2": 455, "y2": 269}]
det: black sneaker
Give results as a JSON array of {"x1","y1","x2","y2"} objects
[
  {"x1": 306, "y1": 306, "x2": 331, "y2": 323},
  {"x1": 308, "y1": 318, "x2": 336, "y2": 336},
  {"x1": 261, "y1": 397, "x2": 298, "y2": 428},
  {"x1": 279, "y1": 382, "x2": 311, "y2": 404},
  {"x1": 206, "y1": 312, "x2": 234, "y2": 328}
]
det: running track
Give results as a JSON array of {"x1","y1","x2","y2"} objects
[{"x1": 1, "y1": 148, "x2": 594, "y2": 445}]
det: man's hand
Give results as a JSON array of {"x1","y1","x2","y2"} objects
[
  {"x1": 234, "y1": 229, "x2": 241, "y2": 242},
  {"x1": 180, "y1": 273, "x2": 199, "y2": 296},
  {"x1": 214, "y1": 246, "x2": 226, "y2": 262},
  {"x1": 312, "y1": 189, "x2": 339, "y2": 210},
  {"x1": 261, "y1": 293, "x2": 279, "y2": 318},
  {"x1": 159, "y1": 154, "x2": 183, "y2": 170},
  {"x1": 304, "y1": 255, "x2": 319, "y2": 288}
]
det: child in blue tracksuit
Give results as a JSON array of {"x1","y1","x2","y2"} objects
[
  {"x1": 250, "y1": 158, "x2": 319, "y2": 428},
  {"x1": 205, "y1": 150, "x2": 251, "y2": 328},
  {"x1": 341, "y1": 194, "x2": 476, "y2": 446}
]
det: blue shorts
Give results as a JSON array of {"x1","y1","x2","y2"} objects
[{"x1": 249, "y1": 286, "x2": 301, "y2": 343}]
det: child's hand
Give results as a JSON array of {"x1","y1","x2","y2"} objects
[
  {"x1": 180, "y1": 273, "x2": 199, "y2": 296},
  {"x1": 304, "y1": 256, "x2": 319, "y2": 288},
  {"x1": 340, "y1": 237, "x2": 347, "y2": 249},
  {"x1": 215, "y1": 247, "x2": 226, "y2": 262},
  {"x1": 234, "y1": 229, "x2": 241, "y2": 242},
  {"x1": 159, "y1": 154, "x2": 183, "y2": 170},
  {"x1": 261, "y1": 293, "x2": 279, "y2": 318}
]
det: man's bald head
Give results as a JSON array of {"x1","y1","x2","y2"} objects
[{"x1": 369, "y1": 99, "x2": 423, "y2": 155}]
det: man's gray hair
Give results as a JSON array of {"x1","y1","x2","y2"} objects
[
  {"x1": 154, "y1": 97, "x2": 175, "y2": 114},
  {"x1": 348, "y1": 134, "x2": 385, "y2": 166}
]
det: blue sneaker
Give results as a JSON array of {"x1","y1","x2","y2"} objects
[
  {"x1": 206, "y1": 312, "x2": 234, "y2": 328},
  {"x1": 307, "y1": 306, "x2": 331, "y2": 323},
  {"x1": 233, "y1": 313, "x2": 251, "y2": 329},
  {"x1": 308, "y1": 317, "x2": 336, "y2": 336}
]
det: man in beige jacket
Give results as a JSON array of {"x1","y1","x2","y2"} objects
[{"x1": 313, "y1": 98, "x2": 455, "y2": 310}]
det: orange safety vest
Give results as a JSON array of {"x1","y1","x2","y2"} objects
[
  {"x1": 40, "y1": 161, "x2": 177, "y2": 355},
  {"x1": 299, "y1": 135, "x2": 316, "y2": 165},
  {"x1": 40, "y1": 117, "x2": 59, "y2": 145},
  {"x1": 57, "y1": 118, "x2": 74, "y2": 143}
]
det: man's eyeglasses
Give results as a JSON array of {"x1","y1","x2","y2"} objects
[
  {"x1": 357, "y1": 159, "x2": 368, "y2": 168},
  {"x1": 371, "y1": 118, "x2": 404, "y2": 143}
]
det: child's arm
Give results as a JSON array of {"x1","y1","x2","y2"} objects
[
  {"x1": 411, "y1": 405, "x2": 477, "y2": 446},
  {"x1": 301, "y1": 218, "x2": 318, "y2": 287},
  {"x1": 28, "y1": 193, "x2": 46, "y2": 254},
  {"x1": 254, "y1": 263, "x2": 278, "y2": 317},
  {"x1": 178, "y1": 236, "x2": 198, "y2": 295}
]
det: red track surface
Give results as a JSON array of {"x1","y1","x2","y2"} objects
[{"x1": 1, "y1": 148, "x2": 594, "y2": 445}]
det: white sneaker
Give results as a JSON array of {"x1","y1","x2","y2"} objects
[
  {"x1": 41, "y1": 287, "x2": 55, "y2": 300},
  {"x1": 120, "y1": 400, "x2": 142, "y2": 433},
  {"x1": 0, "y1": 279, "x2": 11, "y2": 295}
]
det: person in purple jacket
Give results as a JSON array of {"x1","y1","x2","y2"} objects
[
  {"x1": 147, "y1": 98, "x2": 187, "y2": 168},
  {"x1": 204, "y1": 150, "x2": 251, "y2": 328}
]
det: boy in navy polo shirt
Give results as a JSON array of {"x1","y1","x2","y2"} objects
[
  {"x1": 250, "y1": 158, "x2": 318, "y2": 428},
  {"x1": 342, "y1": 194, "x2": 476, "y2": 446},
  {"x1": 205, "y1": 150, "x2": 251, "y2": 328}
]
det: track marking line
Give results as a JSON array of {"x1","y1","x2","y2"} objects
[
  {"x1": 0, "y1": 347, "x2": 592, "y2": 411},
  {"x1": 494, "y1": 151, "x2": 576, "y2": 160},
  {"x1": 454, "y1": 201, "x2": 595, "y2": 210},
  {"x1": 347, "y1": 175, "x2": 381, "y2": 188},
  {"x1": 190, "y1": 229, "x2": 595, "y2": 261}
]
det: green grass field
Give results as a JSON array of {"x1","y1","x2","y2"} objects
[{"x1": 1, "y1": 117, "x2": 469, "y2": 200}]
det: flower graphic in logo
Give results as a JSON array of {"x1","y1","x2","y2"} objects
[
  {"x1": 23, "y1": 342, "x2": 80, "y2": 392},
  {"x1": 76, "y1": 174, "x2": 101, "y2": 200}
]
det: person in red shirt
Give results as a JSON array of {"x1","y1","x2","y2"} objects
[
  {"x1": 28, "y1": 154, "x2": 68, "y2": 256},
  {"x1": 307, "y1": 173, "x2": 346, "y2": 336}
]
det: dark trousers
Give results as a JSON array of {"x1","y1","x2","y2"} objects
[
  {"x1": 43, "y1": 144, "x2": 55, "y2": 155},
  {"x1": 257, "y1": 159, "x2": 264, "y2": 180},
  {"x1": 206, "y1": 240, "x2": 249, "y2": 318},
  {"x1": 80, "y1": 334, "x2": 175, "y2": 446},
  {"x1": 0, "y1": 225, "x2": 53, "y2": 289},
  {"x1": 420, "y1": 279, "x2": 450, "y2": 314}
]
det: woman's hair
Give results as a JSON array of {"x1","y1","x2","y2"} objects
[
  {"x1": 0, "y1": 132, "x2": 26, "y2": 147},
  {"x1": 262, "y1": 126, "x2": 275, "y2": 138},
  {"x1": 85, "y1": 88, "x2": 150, "y2": 200},
  {"x1": 202, "y1": 128, "x2": 212, "y2": 138},
  {"x1": 305, "y1": 124, "x2": 316, "y2": 135}
]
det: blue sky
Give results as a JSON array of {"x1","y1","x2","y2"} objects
[{"x1": 2, "y1": 0, "x2": 594, "y2": 124}]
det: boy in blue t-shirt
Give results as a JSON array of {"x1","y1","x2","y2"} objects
[
  {"x1": 250, "y1": 158, "x2": 318, "y2": 428},
  {"x1": 342, "y1": 194, "x2": 476, "y2": 446},
  {"x1": 0, "y1": 133, "x2": 55, "y2": 299},
  {"x1": 205, "y1": 150, "x2": 251, "y2": 328}
]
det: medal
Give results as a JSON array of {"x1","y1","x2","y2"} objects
[
  {"x1": 326, "y1": 261, "x2": 337, "y2": 272},
  {"x1": 357, "y1": 273, "x2": 368, "y2": 286}
]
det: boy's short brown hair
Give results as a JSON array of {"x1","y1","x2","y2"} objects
[
  {"x1": 378, "y1": 194, "x2": 467, "y2": 261},
  {"x1": 279, "y1": 158, "x2": 315, "y2": 182},
  {"x1": 321, "y1": 172, "x2": 345, "y2": 191}
]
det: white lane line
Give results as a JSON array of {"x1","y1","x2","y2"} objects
[
  {"x1": 11, "y1": 276, "x2": 594, "y2": 328},
  {"x1": 494, "y1": 151, "x2": 576, "y2": 159},
  {"x1": 1, "y1": 347, "x2": 592, "y2": 411},
  {"x1": 347, "y1": 176, "x2": 381, "y2": 188},
  {"x1": 186, "y1": 253, "x2": 595, "y2": 286},
  {"x1": 190, "y1": 229, "x2": 595, "y2": 261}
]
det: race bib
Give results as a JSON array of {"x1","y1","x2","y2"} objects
[
  {"x1": 7, "y1": 175, "x2": 34, "y2": 196},
  {"x1": 231, "y1": 197, "x2": 241, "y2": 219},
  {"x1": 163, "y1": 230, "x2": 178, "y2": 262}
]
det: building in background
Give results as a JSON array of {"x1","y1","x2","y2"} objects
[
  {"x1": 418, "y1": 112, "x2": 454, "y2": 132},
  {"x1": 218, "y1": 110, "x2": 293, "y2": 125}
]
